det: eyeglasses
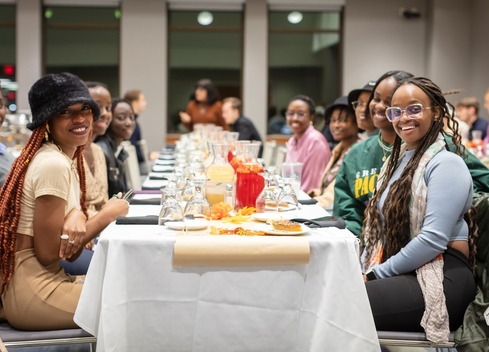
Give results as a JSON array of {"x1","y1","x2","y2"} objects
[
  {"x1": 285, "y1": 111, "x2": 308, "y2": 119},
  {"x1": 351, "y1": 101, "x2": 367, "y2": 109},
  {"x1": 385, "y1": 104, "x2": 432, "y2": 122}
]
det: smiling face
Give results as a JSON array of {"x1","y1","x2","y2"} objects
[
  {"x1": 48, "y1": 103, "x2": 93, "y2": 158},
  {"x1": 355, "y1": 91, "x2": 375, "y2": 132},
  {"x1": 329, "y1": 108, "x2": 358, "y2": 142},
  {"x1": 109, "y1": 101, "x2": 136, "y2": 144},
  {"x1": 369, "y1": 77, "x2": 398, "y2": 131},
  {"x1": 390, "y1": 84, "x2": 438, "y2": 150},
  {"x1": 286, "y1": 99, "x2": 313, "y2": 138},
  {"x1": 89, "y1": 86, "x2": 112, "y2": 137}
]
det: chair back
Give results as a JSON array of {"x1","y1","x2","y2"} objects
[
  {"x1": 262, "y1": 140, "x2": 276, "y2": 168},
  {"x1": 121, "y1": 141, "x2": 142, "y2": 191},
  {"x1": 454, "y1": 192, "x2": 489, "y2": 350},
  {"x1": 275, "y1": 146, "x2": 287, "y2": 175},
  {"x1": 138, "y1": 139, "x2": 150, "y2": 174}
]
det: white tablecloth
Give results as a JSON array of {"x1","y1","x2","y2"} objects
[{"x1": 74, "y1": 204, "x2": 380, "y2": 352}]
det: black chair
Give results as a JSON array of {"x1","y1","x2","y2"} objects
[
  {"x1": 377, "y1": 331, "x2": 454, "y2": 350},
  {"x1": 0, "y1": 321, "x2": 96, "y2": 350}
]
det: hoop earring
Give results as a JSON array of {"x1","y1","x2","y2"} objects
[{"x1": 45, "y1": 123, "x2": 50, "y2": 142}]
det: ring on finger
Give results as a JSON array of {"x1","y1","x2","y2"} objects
[
  {"x1": 60, "y1": 234, "x2": 69, "y2": 240},
  {"x1": 69, "y1": 240, "x2": 76, "y2": 245}
]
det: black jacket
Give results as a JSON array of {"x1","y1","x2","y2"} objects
[
  {"x1": 95, "y1": 134, "x2": 129, "y2": 198},
  {"x1": 230, "y1": 115, "x2": 263, "y2": 157}
]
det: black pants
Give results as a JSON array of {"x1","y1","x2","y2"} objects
[{"x1": 366, "y1": 247, "x2": 476, "y2": 332}]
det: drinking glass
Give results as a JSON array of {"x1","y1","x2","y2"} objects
[
  {"x1": 159, "y1": 188, "x2": 184, "y2": 226},
  {"x1": 255, "y1": 171, "x2": 278, "y2": 213},
  {"x1": 277, "y1": 179, "x2": 299, "y2": 208},
  {"x1": 184, "y1": 179, "x2": 211, "y2": 231}
]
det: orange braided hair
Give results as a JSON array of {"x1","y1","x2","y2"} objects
[{"x1": 0, "y1": 125, "x2": 89, "y2": 294}]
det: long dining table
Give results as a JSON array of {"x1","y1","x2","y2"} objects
[{"x1": 74, "y1": 192, "x2": 380, "y2": 351}]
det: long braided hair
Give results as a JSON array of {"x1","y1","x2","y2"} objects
[
  {"x1": 0, "y1": 124, "x2": 90, "y2": 294},
  {"x1": 362, "y1": 77, "x2": 478, "y2": 272}
]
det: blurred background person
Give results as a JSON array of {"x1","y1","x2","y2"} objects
[
  {"x1": 285, "y1": 95, "x2": 330, "y2": 192},
  {"x1": 124, "y1": 89, "x2": 148, "y2": 175},
  {"x1": 0, "y1": 83, "x2": 15, "y2": 188},
  {"x1": 222, "y1": 97, "x2": 263, "y2": 156},
  {"x1": 179, "y1": 79, "x2": 228, "y2": 131},
  {"x1": 348, "y1": 80, "x2": 378, "y2": 140},
  {"x1": 95, "y1": 98, "x2": 135, "y2": 198},
  {"x1": 312, "y1": 105, "x2": 326, "y2": 131},
  {"x1": 455, "y1": 96, "x2": 488, "y2": 141}
]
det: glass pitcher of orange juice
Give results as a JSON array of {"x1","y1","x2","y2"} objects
[{"x1": 205, "y1": 143, "x2": 235, "y2": 205}]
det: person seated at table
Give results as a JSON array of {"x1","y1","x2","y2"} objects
[
  {"x1": 285, "y1": 95, "x2": 331, "y2": 192},
  {"x1": 348, "y1": 80, "x2": 378, "y2": 140},
  {"x1": 307, "y1": 96, "x2": 359, "y2": 209},
  {"x1": 362, "y1": 76, "x2": 477, "y2": 336},
  {"x1": 84, "y1": 82, "x2": 111, "y2": 217},
  {"x1": 333, "y1": 70, "x2": 489, "y2": 238},
  {"x1": 0, "y1": 83, "x2": 15, "y2": 188},
  {"x1": 221, "y1": 97, "x2": 263, "y2": 157},
  {"x1": 58, "y1": 81, "x2": 112, "y2": 276},
  {"x1": 95, "y1": 98, "x2": 135, "y2": 198},
  {"x1": 455, "y1": 96, "x2": 488, "y2": 141},
  {"x1": 0, "y1": 72, "x2": 129, "y2": 330},
  {"x1": 179, "y1": 79, "x2": 228, "y2": 132}
]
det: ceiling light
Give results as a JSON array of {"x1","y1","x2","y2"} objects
[
  {"x1": 197, "y1": 11, "x2": 213, "y2": 26},
  {"x1": 287, "y1": 11, "x2": 303, "y2": 24}
]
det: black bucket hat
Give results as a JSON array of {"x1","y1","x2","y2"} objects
[
  {"x1": 324, "y1": 96, "x2": 351, "y2": 124},
  {"x1": 347, "y1": 80, "x2": 376, "y2": 110},
  {"x1": 27, "y1": 72, "x2": 101, "y2": 131}
]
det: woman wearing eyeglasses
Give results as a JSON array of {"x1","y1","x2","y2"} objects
[
  {"x1": 361, "y1": 77, "x2": 477, "y2": 338},
  {"x1": 348, "y1": 81, "x2": 378, "y2": 140},
  {"x1": 285, "y1": 95, "x2": 331, "y2": 192},
  {"x1": 333, "y1": 71, "x2": 489, "y2": 237},
  {"x1": 0, "y1": 73, "x2": 129, "y2": 330}
]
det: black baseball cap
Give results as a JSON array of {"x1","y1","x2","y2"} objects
[{"x1": 347, "y1": 80, "x2": 376, "y2": 110}]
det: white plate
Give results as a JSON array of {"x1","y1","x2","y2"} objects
[
  {"x1": 255, "y1": 223, "x2": 310, "y2": 236},
  {"x1": 152, "y1": 165, "x2": 175, "y2": 172},
  {"x1": 252, "y1": 212, "x2": 286, "y2": 222},
  {"x1": 164, "y1": 220, "x2": 208, "y2": 231},
  {"x1": 159, "y1": 155, "x2": 175, "y2": 160},
  {"x1": 155, "y1": 159, "x2": 176, "y2": 165}
]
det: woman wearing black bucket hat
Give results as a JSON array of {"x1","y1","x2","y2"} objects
[
  {"x1": 308, "y1": 96, "x2": 359, "y2": 209},
  {"x1": 0, "y1": 72, "x2": 129, "y2": 330}
]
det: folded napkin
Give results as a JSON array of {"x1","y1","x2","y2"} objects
[
  {"x1": 133, "y1": 190, "x2": 162, "y2": 195},
  {"x1": 149, "y1": 174, "x2": 168, "y2": 180},
  {"x1": 116, "y1": 215, "x2": 158, "y2": 225},
  {"x1": 173, "y1": 235, "x2": 310, "y2": 267},
  {"x1": 142, "y1": 184, "x2": 166, "y2": 190},
  {"x1": 290, "y1": 216, "x2": 346, "y2": 229},
  {"x1": 298, "y1": 199, "x2": 318, "y2": 205},
  {"x1": 129, "y1": 197, "x2": 161, "y2": 205}
]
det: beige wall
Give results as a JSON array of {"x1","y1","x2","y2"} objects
[
  {"x1": 343, "y1": 0, "x2": 489, "y2": 118},
  {"x1": 242, "y1": 0, "x2": 268, "y2": 141},
  {"x1": 120, "y1": 0, "x2": 168, "y2": 152},
  {"x1": 16, "y1": 0, "x2": 42, "y2": 111}
]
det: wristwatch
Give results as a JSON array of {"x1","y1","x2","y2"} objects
[{"x1": 366, "y1": 270, "x2": 377, "y2": 281}]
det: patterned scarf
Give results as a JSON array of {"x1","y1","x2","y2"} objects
[{"x1": 365, "y1": 134, "x2": 450, "y2": 343}]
